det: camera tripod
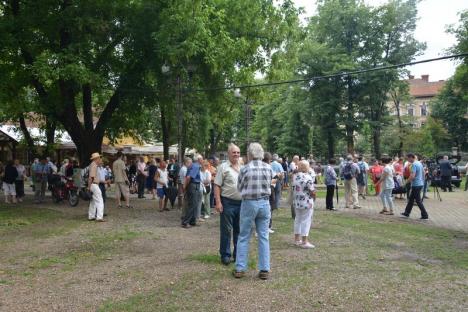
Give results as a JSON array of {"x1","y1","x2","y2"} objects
[{"x1": 432, "y1": 184, "x2": 442, "y2": 202}]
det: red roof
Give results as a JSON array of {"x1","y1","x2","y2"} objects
[{"x1": 407, "y1": 76, "x2": 445, "y2": 98}]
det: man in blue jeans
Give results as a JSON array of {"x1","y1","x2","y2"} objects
[
  {"x1": 233, "y1": 143, "x2": 274, "y2": 280},
  {"x1": 401, "y1": 153, "x2": 429, "y2": 220},
  {"x1": 214, "y1": 144, "x2": 242, "y2": 265}
]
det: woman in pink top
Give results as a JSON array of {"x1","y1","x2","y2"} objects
[{"x1": 393, "y1": 157, "x2": 403, "y2": 175}]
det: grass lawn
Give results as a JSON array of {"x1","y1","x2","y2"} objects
[{"x1": 0, "y1": 200, "x2": 467, "y2": 311}]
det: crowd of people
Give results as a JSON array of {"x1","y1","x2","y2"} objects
[{"x1": 1, "y1": 146, "x2": 468, "y2": 280}]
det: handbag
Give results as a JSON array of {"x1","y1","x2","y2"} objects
[{"x1": 80, "y1": 188, "x2": 93, "y2": 201}]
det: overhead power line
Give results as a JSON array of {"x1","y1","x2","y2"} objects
[
  {"x1": 188, "y1": 53, "x2": 468, "y2": 93},
  {"x1": 118, "y1": 53, "x2": 468, "y2": 94}
]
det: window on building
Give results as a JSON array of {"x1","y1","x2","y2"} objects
[
  {"x1": 408, "y1": 105, "x2": 414, "y2": 116},
  {"x1": 421, "y1": 103, "x2": 427, "y2": 116}
]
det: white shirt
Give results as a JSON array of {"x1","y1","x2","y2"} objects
[
  {"x1": 200, "y1": 170, "x2": 212, "y2": 185},
  {"x1": 157, "y1": 168, "x2": 168, "y2": 188},
  {"x1": 178, "y1": 166, "x2": 187, "y2": 184},
  {"x1": 98, "y1": 166, "x2": 107, "y2": 183},
  {"x1": 383, "y1": 164, "x2": 395, "y2": 190}
]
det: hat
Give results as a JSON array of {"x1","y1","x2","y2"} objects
[{"x1": 90, "y1": 152, "x2": 101, "y2": 160}]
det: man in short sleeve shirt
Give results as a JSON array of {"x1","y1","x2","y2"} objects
[
  {"x1": 182, "y1": 157, "x2": 202, "y2": 227},
  {"x1": 401, "y1": 153, "x2": 429, "y2": 220},
  {"x1": 214, "y1": 144, "x2": 242, "y2": 265}
]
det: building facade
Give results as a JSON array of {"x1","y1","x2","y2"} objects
[{"x1": 389, "y1": 74, "x2": 446, "y2": 128}]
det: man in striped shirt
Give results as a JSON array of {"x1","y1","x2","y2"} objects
[{"x1": 233, "y1": 143, "x2": 274, "y2": 280}]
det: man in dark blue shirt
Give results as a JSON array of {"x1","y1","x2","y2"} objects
[
  {"x1": 439, "y1": 155, "x2": 453, "y2": 192},
  {"x1": 182, "y1": 157, "x2": 202, "y2": 228}
]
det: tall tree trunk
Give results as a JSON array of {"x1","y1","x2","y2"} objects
[
  {"x1": 394, "y1": 99, "x2": 404, "y2": 157},
  {"x1": 326, "y1": 127, "x2": 335, "y2": 159},
  {"x1": 18, "y1": 115, "x2": 37, "y2": 158},
  {"x1": 372, "y1": 127, "x2": 381, "y2": 159},
  {"x1": 346, "y1": 78, "x2": 355, "y2": 155},
  {"x1": 45, "y1": 118, "x2": 56, "y2": 157},
  {"x1": 209, "y1": 128, "x2": 216, "y2": 157},
  {"x1": 160, "y1": 103, "x2": 170, "y2": 161}
]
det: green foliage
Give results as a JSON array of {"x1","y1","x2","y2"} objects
[{"x1": 431, "y1": 66, "x2": 468, "y2": 151}]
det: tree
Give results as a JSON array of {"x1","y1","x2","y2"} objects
[
  {"x1": 431, "y1": 74, "x2": 468, "y2": 151},
  {"x1": 389, "y1": 80, "x2": 411, "y2": 156},
  {"x1": 1, "y1": 0, "x2": 300, "y2": 165},
  {"x1": 431, "y1": 10, "x2": 468, "y2": 151}
]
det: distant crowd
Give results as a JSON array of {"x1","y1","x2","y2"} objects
[{"x1": 1, "y1": 148, "x2": 467, "y2": 280}]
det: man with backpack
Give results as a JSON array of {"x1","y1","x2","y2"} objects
[
  {"x1": 343, "y1": 155, "x2": 361, "y2": 209},
  {"x1": 356, "y1": 156, "x2": 368, "y2": 199}
]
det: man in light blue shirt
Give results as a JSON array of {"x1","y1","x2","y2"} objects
[
  {"x1": 271, "y1": 154, "x2": 284, "y2": 216},
  {"x1": 401, "y1": 153, "x2": 429, "y2": 220}
]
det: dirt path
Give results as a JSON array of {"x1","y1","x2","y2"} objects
[{"x1": 0, "y1": 193, "x2": 467, "y2": 311}]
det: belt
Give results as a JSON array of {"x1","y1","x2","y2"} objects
[{"x1": 244, "y1": 196, "x2": 270, "y2": 201}]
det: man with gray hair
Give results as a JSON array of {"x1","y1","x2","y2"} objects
[
  {"x1": 342, "y1": 154, "x2": 361, "y2": 209},
  {"x1": 233, "y1": 142, "x2": 274, "y2": 280},
  {"x1": 214, "y1": 144, "x2": 242, "y2": 265}
]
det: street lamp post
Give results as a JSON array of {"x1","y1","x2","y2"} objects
[
  {"x1": 234, "y1": 88, "x2": 253, "y2": 152},
  {"x1": 161, "y1": 63, "x2": 196, "y2": 164},
  {"x1": 161, "y1": 63, "x2": 187, "y2": 165}
]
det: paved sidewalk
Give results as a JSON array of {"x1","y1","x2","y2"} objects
[{"x1": 312, "y1": 189, "x2": 468, "y2": 232}]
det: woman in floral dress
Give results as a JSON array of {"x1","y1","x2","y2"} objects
[{"x1": 292, "y1": 160, "x2": 316, "y2": 249}]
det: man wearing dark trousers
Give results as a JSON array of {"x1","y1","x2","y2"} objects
[
  {"x1": 214, "y1": 144, "x2": 242, "y2": 265},
  {"x1": 137, "y1": 156, "x2": 147, "y2": 198},
  {"x1": 439, "y1": 155, "x2": 453, "y2": 192},
  {"x1": 325, "y1": 158, "x2": 337, "y2": 210},
  {"x1": 182, "y1": 157, "x2": 202, "y2": 228},
  {"x1": 401, "y1": 153, "x2": 429, "y2": 220}
]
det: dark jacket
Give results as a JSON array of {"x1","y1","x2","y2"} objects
[
  {"x1": 439, "y1": 160, "x2": 452, "y2": 177},
  {"x1": 3, "y1": 164, "x2": 18, "y2": 184}
]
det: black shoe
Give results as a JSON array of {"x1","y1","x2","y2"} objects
[
  {"x1": 420, "y1": 216, "x2": 429, "y2": 220},
  {"x1": 330, "y1": 208, "x2": 337, "y2": 211},
  {"x1": 258, "y1": 270, "x2": 269, "y2": 280},
  {"x1": 221, "y1": 257, "x2": 231, "y2": 265},
  {"x1": 400, "y1": 213, "x2": 409, "y2": 218}
]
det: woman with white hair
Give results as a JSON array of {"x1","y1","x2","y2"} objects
[{"x1": 292, "y1": 160, "x2": 316, "y2": 249}]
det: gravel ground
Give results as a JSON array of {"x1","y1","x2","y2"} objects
[{"x1": 0, "y1": 193, "x2": 467, "y2": 312}]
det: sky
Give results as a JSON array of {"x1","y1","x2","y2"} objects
[{"x1": 293, "y1": 0, "x2": 468, "y2": 81}]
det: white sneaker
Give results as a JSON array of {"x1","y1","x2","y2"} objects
[
  {"x1": 301, "y1": 242, "x2": 315, "y2": 249},
  {"x1": 268, "y1": 229, "x2": 275, "y2": 234},
  {"x1": 204, "y1": 215, "x2": 210, "y2": 219},
  {"x1": 294, "y1": 240, "x2": 303, "y2": 246}
]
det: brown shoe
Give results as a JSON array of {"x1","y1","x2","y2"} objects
[
  {"x1": 379, "y1": 209, "x2": 389, "y2": 214},
  {"x1": 233, "y1": 271, "x2": 245, "y2": 279},
  {"x1": 258, "y1": 271, "x2": 269, "y2": 280},
  {"x1": 96, "y1": 219, "x2": 106, "y2": 222}
]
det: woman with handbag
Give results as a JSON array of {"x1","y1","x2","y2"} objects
[{"x1": 200, "y1": 160, "x2": 212, "y2": 219}]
